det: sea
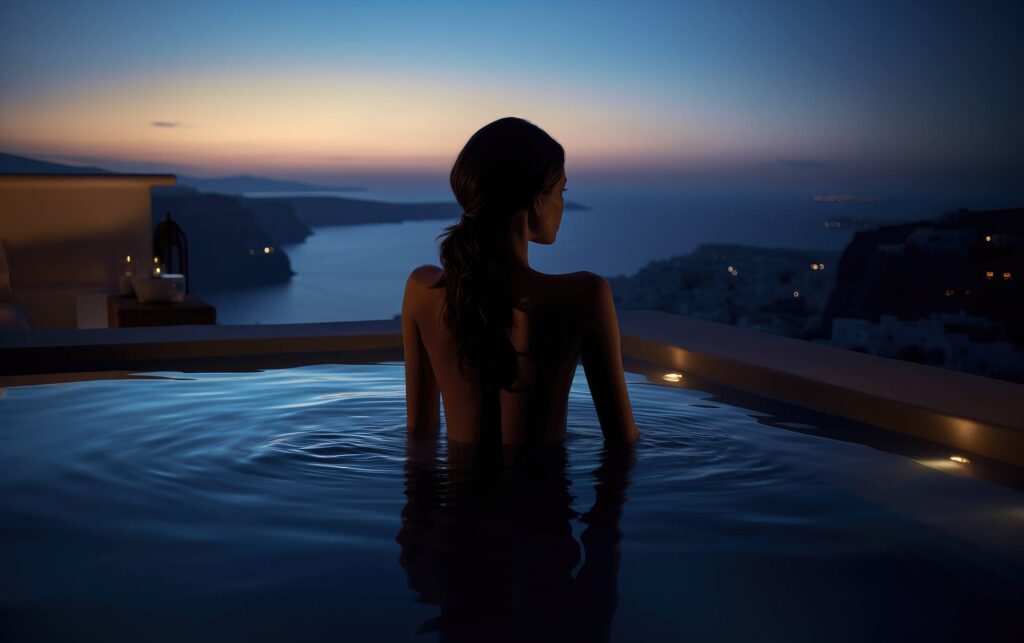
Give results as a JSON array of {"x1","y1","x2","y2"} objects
[{"x1": 204, "y1": 187, "x2": 1008, "y2": 325}]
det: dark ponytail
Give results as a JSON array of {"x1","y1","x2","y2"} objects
[{"x1": 436, "y1": 117, "x2": 565, "y2": 390}]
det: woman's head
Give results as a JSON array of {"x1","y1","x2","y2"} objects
[
  {"x1": 438, "y1": 117, "x2": 565, "y2": 390},
  {"x1": 450, "y1": 117, "x2": 566, "y2": 243}
]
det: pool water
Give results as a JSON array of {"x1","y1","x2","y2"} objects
[{"x1": 1, "y1": 363, "x2": 1021, "y2": 642}]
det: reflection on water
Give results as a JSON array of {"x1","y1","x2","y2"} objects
[
  {"x1": 1, "y1": 363, "x2": 1022, "y2": 641},
  {"x1": 399, "y1": 438, "x2": 634, "y2": 642}
]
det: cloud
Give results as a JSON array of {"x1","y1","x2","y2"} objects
[{"x1": 151, "y1": 120, "x2": 182, "y2": 128}]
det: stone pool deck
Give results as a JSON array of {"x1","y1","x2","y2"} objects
[{"x1": 2, "y1": 311, "x2": 1022, "y2": 467}]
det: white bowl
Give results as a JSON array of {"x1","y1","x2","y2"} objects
[{"x1": 132, "y1": 275, "x2": 186, "y2": 304}]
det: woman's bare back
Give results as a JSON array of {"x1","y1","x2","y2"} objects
[{"x1": 403, "y1": 264, "x2": 638, "y2": 444}]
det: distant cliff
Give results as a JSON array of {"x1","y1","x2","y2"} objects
[
  {"x1": 152, "y1": 188, "x2": 295, "y2": 292},
  {"x1": 0, "y1": 153, "x2": 111, "y2": 174},
  {"x1": 239, "y1": 197, "x2": 312, "y2": 244},
  {"x1": 609, "y1": 244, "x2": 840, "y2": 338},
  {"x1": 824, "y1": 208, "x2": 1024, "y2": 344},
  {"x1": 175, "y1": 174, "x2": 360, "y2": 195}
]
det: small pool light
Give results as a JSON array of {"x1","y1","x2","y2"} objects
[
  {"x1": 950, "y1": 456, "x2": 970, "y2": 464},
  {"x1": 662, "y1": 372, "x2": 683, "y2": 383}
]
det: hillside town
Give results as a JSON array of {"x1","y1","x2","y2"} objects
[{"x1": 610, "y1": 209, "x2": 1024, "y2": 382}]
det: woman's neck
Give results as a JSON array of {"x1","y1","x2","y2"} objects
[{"x1": 507, "y1": 210, "x2": 531, "y2": 273}]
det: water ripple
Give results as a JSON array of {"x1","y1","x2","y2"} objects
[{"x1": 2, "y1": 361, "x2": 1021, "y2": 640}]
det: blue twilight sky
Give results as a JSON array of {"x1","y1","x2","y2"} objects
[{"x1": 0, "y1": 0, "x2": 1021, "y2": 195}]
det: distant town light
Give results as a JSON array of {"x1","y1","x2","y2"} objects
[
  {"x1": 810, "y1": 263, "x2": 819, "y2": 270},
  {"x1": 727, "y1": 265, "x2": 734, "y2": 272},
  {"x1": 662, "y1": 373, "x2": 683, "y2": 383},
  {"x1": 792, "y1": 291, "x2": 800, "y2": 298},
  {"x1": 949, "y1": 456, "x2": 970, "y2": 464},
  {"x1": 263, "y1": 246, "x2": 272, "y2": 254},
  {"x1": 249, "y1": 249, "x2": 256, "y2": 256},
  {"x1": 819, "y1": 263, "x2": 825, "y2": 270},
  {"x1": 985, "y1": 235, "x2": 992, "y2": 242},
  {"x1": 986, "y1": 271, "x2": 994, "y2": 279},
  {"x1": 1004, "y1": 272, "x2": 1012, "y2": 280},
  {"x1": 125, "y1": 255, "x2": 131, "y2": 263}
]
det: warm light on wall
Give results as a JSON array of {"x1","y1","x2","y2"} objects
[{"x1": 950, "y1": 455, "x2": 970, "y2": 464}]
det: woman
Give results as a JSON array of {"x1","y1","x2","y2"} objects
[{"x1": 402, "y1": 117, "x2": 638, "y2": 444}]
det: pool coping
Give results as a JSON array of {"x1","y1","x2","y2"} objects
[{"x1": 2, "y1": 311, "x2": 1022, "y2": 467}]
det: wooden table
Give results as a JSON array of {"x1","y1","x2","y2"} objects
[{"x1": 107, "y1": 294, "x2": 216, "y2": 328}]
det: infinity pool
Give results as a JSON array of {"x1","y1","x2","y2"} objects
[{"x1": 1, "y1": 363, "x2": 1021, "y2": 642}]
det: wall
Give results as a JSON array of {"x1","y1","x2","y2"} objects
[{"x1": 0, "y1": 175, "x2": 175, "y2": 328}]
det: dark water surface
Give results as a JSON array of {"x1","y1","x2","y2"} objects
[{"x1": 1, "y1": 364, "x2": 1022, "y2": 642}]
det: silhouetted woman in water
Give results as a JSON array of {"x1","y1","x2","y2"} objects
[{"x1": 402, "y1": 117, "x2": 639, "y2": 444}]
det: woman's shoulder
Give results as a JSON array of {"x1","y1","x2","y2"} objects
[
  {"x1": 528, "y1": 271, "x2": 613, "y2": 312},
  {"x1": 539, "y1": 270, "x2": 611, "y2": 294},
  {"x1": 406, "y1": 265, "x2": 444, "y2": 289}
]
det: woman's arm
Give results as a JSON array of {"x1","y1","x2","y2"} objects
[
  {"x1": 580, "y1": 275, "x2": 640, "y2": 443},
  {"x1": 402, "y1": 268, "x2": 441, "y2": 434}
]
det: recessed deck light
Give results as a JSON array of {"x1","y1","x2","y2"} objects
[{"x1": 662, "y1": 373, "x2": 683, "y2": 383}]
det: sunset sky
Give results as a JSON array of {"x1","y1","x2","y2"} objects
[{"x1": 1, "y1": 1, "x2": 1020, "y2": 193}]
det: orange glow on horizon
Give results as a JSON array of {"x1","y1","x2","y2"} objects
[{"x1": 0, "y1": 70, "x2": 793, "y2": 176}]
